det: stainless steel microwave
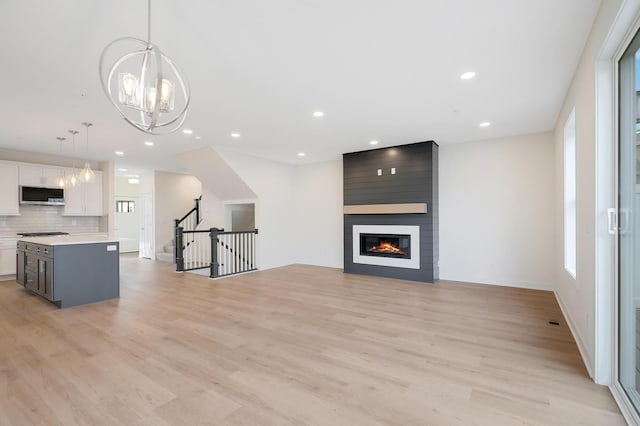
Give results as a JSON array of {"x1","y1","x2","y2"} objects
[{"x1": 19, "y1": 186, "x2": 65, "y2": 206}]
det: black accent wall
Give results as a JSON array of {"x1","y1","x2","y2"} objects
[{"x1": 343, "y1": 141, "x2": 439, "y2": 283}]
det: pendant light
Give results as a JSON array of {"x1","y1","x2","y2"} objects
[
  {"x1": 80, "y1": 122, "x2": 96, "y2": 183},
  {"x1": 55, "y1": 137, "x2": 67, "y2": 188},
  {"x1": 66, "y1": 130, "x2": 80, "y2": 187},
  {"x1": 99, "y1": 0, "x2": 190, "y2": 135}
]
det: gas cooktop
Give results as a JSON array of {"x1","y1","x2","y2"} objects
[{"x1": 17, "y1": 232, "x2": 70, "y2": 237}]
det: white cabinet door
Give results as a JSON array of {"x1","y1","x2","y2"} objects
[
  {"x1": 43, "y1": 167, "x2": 62, "y2": 188},
  {"x1": 63, "y1": 171, "x2": 104, "y2": 216},
  {"x1": 0, "y1": 239, "x2": 17, "y2": 275},
  {"x1": 19, "y1": 165, "x2": 45, "y2": 187},
  {"x1": 84, "y1": 172, "x2": 103, "y2": 216},
  {"x1": 63, "y1": 183, "x2": 84, "y2": 216},
  {"x1": 0, "y1": 164, "x2": 20, "y2": 215}
]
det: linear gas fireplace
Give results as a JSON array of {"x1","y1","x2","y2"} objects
[
  {"x1": 343, "y1": 141, "x2": 438, "y2": 283},
  {"x1": 360, "y1": 233, "x2": 410, "y2": 259},
  {"x1": 353, "y1": 225, "x2": 420, "y2": 269}
]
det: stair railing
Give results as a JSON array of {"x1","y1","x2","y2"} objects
[
  {"x1": 175, "y1": 228, "x2": 211, "y2": 271},
  {"x1": 210, "y1": 228, "x2": 258, "y2": 278},
  {"x1": 173, "y1": 195, "x2": 202, "y2": 263}
]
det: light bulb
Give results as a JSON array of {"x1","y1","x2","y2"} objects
[
  {"x1": 159, "y1": 79, "x2": 174, "y2": 112},
  {"x1": 118, "y1": 73, "x2": 139, "y2": 107}
]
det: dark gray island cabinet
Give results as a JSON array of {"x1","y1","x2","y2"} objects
[{"x1": 16, "y1": 236, "x2": 119, "y2": 308}]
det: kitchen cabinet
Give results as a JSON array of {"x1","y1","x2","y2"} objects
[
  {"x1": 20, "y1": 241, "x2": 53, "y2": 300},
  {"x1": 64, "y1": 171, "x2": 103, "y2": 216},
  {"x1": 19, "y1": 165, "x2": 62, "y2": 188},
  {"x1": 0, "y1": 238, "x2": 18, "y2": 276},
  {"x1": 16, "y1": 236, "x2": 119, "y2": 308},
  {"x1": 15, "y1": 243, "x2": 25, "y2": 285},
  {"x1": 0, "y1": 163, "x2": 20, "y2": 215}
]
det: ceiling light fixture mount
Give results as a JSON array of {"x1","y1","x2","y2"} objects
[
  {"x1": 99, "y1": 0, "x2": 190, "y2": 135},
  {"x1": 460, "y1": 71, "x2": 476, "y2": 80}
]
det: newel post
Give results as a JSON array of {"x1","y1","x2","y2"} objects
[
  {"x1": 210, "y1": 227, "x2": 220, "y2": 278},
  {"x1": 175, "y1": 225, "x2": 184, "y2": 272}
]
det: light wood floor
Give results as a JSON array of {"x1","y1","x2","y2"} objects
[{"x1": 0, "y1": 258, "x2": 625, "y2": 425}]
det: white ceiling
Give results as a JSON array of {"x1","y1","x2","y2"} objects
[{"x1": 0, "y1": 0, "x2": 601, "y2": 173}]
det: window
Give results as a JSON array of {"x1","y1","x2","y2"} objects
[
  {"x1": 563, "y1": 108, "x2": 576, "y2": 278},
  {"x1": 116, "y1": 200, "x2": 135, "y2": 213}
]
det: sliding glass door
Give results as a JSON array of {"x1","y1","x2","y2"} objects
[{"x1": 618, "y1": 27, "x2": 640, "y2": 417}]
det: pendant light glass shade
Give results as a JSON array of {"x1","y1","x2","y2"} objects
[
  {"x1": 99, "y1": 0, "x2": 190, "y2": 135},
  {"x1": 55, "y1": 137, "x2": 66, "y2": 188},
  {"x1": 80, "y1": 122, "x2": 96, "y2": 183},
  {"x1": 66, "y1": 130, "x2": 80, "y2": 187}
]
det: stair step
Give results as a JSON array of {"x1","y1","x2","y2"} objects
[{"x1": 155, "y1": 252, "x2": 174, "y2": 263}]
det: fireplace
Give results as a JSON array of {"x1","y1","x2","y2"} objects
[
  {"x1": 360, "y1": 233, "x2": 410, "y2": 259},
  {"x1": 353, "y1": 225, "x2": 420, "y2": 269}
]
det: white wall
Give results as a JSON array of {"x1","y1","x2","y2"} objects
[
  {"x1": 553, "y1": 0, "x2": 623, "y2": 378},
  {"x1": 218, "y1": 150, "x2": 296, "y2": 270},
  {"x1": 439, "y1": 133, "x2": 555, "y2": 290},
  {"x1": 199, "y1": 186, "x2": 224, "y2": 230},
  {"x1": 293, "y1": 160, "x2": 344, "y2": 268},
  {"x1": 153, "y1": 171, "x2": 202, "y2": 252}
]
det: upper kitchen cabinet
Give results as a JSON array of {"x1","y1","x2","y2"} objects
[
  {"x1": 19, "y1": 165, "x2": 61, "y2": 188},
  {"x1": 0, "y1": 163, "x2": 20, "y2": 215},
  {"x1": 63, "y1": 171, "x2": 103, "y2": 216}
]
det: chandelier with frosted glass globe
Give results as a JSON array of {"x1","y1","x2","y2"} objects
[{"x1": 99, "y1": 0, "x2": 190, "y2": 134}]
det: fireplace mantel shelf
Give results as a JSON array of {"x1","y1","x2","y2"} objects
[{"x1": 343, "y1": 203, "x2": 427, "y2": 215}]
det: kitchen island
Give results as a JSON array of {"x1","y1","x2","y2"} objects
[{"x1": 16, "y1": 235, "x2": 119, "y2": 308}]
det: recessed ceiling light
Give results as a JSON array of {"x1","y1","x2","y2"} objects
[
  {"x1": 115, "y1": 151, "x2": 124, "y2": 156},
  {"x1": 118, "y1": 168, "x2": 128, "y2": 172},
  {"x1": 479, "y1": 121, "x2": 491, "y2": 127},
  {"x1": 144, "y1": 141, "x2": 154, "y2": 146},
  {"x1": 182, "y1": 129, "x2": 193, "y2": 135},
  {"x1": 370, "y1": 140, "x2": 379, "y2": 145},
  {"x1": 126, "y1": 174, "x2": 140, "y2": 178},
  {"x1": 231, "y1": 132, "x2": 241, "y2": 138},
  {"x1": 313, "y1": 111, "x2": 324, "y2": 117},
  {"x1": 195, "y1": 136, "x2": 202, "y2": 140},
  {"x1": 298, "y1": 152, "x2": 306, "y2": 157},
  {"x1": 460, "y1": 71, "x2": 476, "y2": 80}
]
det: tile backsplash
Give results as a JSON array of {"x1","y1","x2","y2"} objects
[{"x1": 0, "y1": 205, "x2": 102, "y2": 235}]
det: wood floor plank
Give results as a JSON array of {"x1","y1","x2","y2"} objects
[{"x1": 0, "y1": 258, "x2": 626, "y2": 425}]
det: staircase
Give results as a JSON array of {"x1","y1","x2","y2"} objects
[
  {"x1": 155, "y1": 241, "x2": 175, "y2": 263},
  {"x1": 155, "y1": 195, "x2": 202, "y2": 264}
]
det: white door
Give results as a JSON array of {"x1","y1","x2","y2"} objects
[
  {"x1": 617, "y1": 28, "x2": 640, "y2": 421},
  {"x1": 139, "y1": 193, "x2": 153, "y2": 259},
  {"x1": 115, "y1": 196, "x2": 139, "y2": 253}
]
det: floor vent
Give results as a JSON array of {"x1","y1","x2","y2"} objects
[{"x1": 548, "y1": 320, "x2": 560, "y2": 326}]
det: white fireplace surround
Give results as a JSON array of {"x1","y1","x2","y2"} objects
[{"x1": 353, "y1": 225, "x2": 420, "y2": 269}]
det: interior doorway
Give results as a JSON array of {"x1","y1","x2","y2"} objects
[
  {"x1": 114, "y1": 196, "x2": 139, "y2": 253},
  {"x1": 224, "y1": 203, "x2": 255, "y2": 231},
  {"x1": 139, "y1": 192, "x2": 154, "y2": 259}
]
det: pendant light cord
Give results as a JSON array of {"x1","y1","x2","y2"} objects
[{"x1": 147, "y1": 0, "x2": 152, "y2": 45}]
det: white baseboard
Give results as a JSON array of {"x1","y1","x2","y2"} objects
[
  {"x1": 438, "y1": 275, "x2": 553, "y2": 291},
  {"x1": 555, "y1": 291, "x2": 594, "y2": 379}
]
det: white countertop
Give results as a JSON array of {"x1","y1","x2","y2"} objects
[{"x1": 19, "y1": 234, "x2": 118, "y2": 246}]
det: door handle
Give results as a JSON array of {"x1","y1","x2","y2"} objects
[
  {"x1": 619, "y1": 208, "x2": 631, "y2": 235},
  {"x1": 607, "y1": 208, "x2": 617, "y2": 235}
]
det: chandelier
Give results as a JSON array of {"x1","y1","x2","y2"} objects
[{"x1": 99, "y1": 0, "x2": 190, "y2": 134}]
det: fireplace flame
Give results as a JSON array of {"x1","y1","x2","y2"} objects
[{"x1": 368, "y1": 241, "x2": 406, "y2": 255}]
